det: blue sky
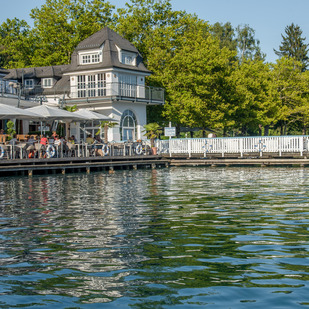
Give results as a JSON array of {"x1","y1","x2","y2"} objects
[{"x1": 0, "y1": 0, "x2": 308, "y2": 63}]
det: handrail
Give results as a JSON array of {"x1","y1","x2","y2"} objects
[
  {"x1": 157, "y1": 135, "x2": 309, "y2": 157},
  {"x1": 0, "y1": 82, "x2": 165, "y2": 105}
]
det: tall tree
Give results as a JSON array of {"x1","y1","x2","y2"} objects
[
  {"x1": 271, "y1": 57, "x2": 309, "y2": 134},
  {"x1": 236, "y1": 24, "x2": 264, "y2": 62},
  {"x1": 231, "y1": 60, "x2": 278, "y2": 135},
  {"x1": 0, "y1": 18, "x2": 32, "y2": 68},
  {"x1": 274, "y1": 23, "x2": 309, "y2": 71},
  {"x1": 29, "y1": 0, "x2": 115, "y2": 66},
  {"x1": 211, "y1": 22, "x2": 237, "y2": 51},
  {"x1": 158, "y1": 24, "x2": 238, "y2": 132}
]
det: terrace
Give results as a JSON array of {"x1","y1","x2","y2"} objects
[{"x1": 1, "y1": 82, "x2": 165, "y2": 106}]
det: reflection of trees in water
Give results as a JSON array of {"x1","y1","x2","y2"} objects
[
  {"x1": 0, "y1": 171, "x2": 158, "y2": 303},
  {"x1": 0, "y1": 168, "x2": 309, "y2": 306}
]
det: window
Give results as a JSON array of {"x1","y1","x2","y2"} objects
[
  {"x1": 120, "y1": 110, "x2": 137, "y2": 141},
  {"x1": 42, "y1": 78, "x2": 53, "y2": 88},
  {"x1": 77, "y1": 75, "x2": 86, "y2": 97},
  {"x1": 79, "y1": 51, "x2": 102, "y2": 65},
  {"x1": 24, "y1": 79, "x2": 34, "y2": 89},
  {"x1": 77, "y1": 74, "x2": 106, "y2": 98},
  {"x1": 121, "y1": 51, "x2": 136, "y2": 66},
  {"x1": 119, "y1": 74, "x2": 137, "y2": 97}
]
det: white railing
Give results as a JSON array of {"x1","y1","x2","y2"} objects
[{"x1": 157, "y1": 135, "x2": 309, "y2": 157}]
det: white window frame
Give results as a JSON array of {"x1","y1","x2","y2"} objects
[
  {"x1": 120, "y1": 110, "x2": 137, "y2": 141},
  {"x1": 77, "y1": 74, "x2": 106, "y2": 98},
  {"x1": 42, "y1": 78, "x2": 53, "y2": 88},
  {"x1": 79, "y1": 49, "x2": 103, "y2": 65},
  {"x1": 24, "y1": 79, "x2": 34, "y2": 89},
  {"x1": 115, "y1": 45, "x2": 137, "y2": 66},
  {"x1": 121, "y1": 52, "x2": 136, "y2": 66},
  {"x1": 119, "y1": 74, "x2": 137, "y2": 97}
]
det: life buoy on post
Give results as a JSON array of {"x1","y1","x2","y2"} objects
[
  {"x1": 102, "y1": 144, "x2": 109, "y2": 156},
  {"x1": 46, "y1": 145, "x2": 56, "y2": 158},
  {"x1": 135, "y1": 144, "x2": 143, "y2": 155},
  {"x1": 0, "y1": 145, "x2": 4, "y2": 159}
]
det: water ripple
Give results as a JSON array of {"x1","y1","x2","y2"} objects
[{"x1": 0, "y1": 167, "x2": 308, "y2": 307}]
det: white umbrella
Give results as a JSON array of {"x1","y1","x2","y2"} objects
[
  {"x1": 0, "y1": 103, "x2": 44, "y2": 120},
  {"x1": 26, "y1": 105, "x2": 88, "y2": 137},
  {"x1": 26, "y1": 105, "x2": 88, "y2": 121},
  {"x1": 73, "y1": 109, "x2": 115, "y2": 121},
  {"x1": 73, "y1": 109, "x2": 116, "y2": 142}
]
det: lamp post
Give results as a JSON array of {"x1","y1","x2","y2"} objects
[{"x1": 8, "y1": 81, "x2": 22, "y2": 108}]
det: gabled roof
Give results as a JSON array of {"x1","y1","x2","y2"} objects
[
  {"x1": 65, "y1": 26, "x2": 151, "y2": 74},
  {"x1": 4, "y1": 65, "x2": 69, "y2": 80}
]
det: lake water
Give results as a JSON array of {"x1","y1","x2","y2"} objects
[{"x1": 0, "y1": 167, "x2": 309, "y2": 308}]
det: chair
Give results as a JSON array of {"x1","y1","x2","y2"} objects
[
  {"x1": 16, "y1": 143, "x2": 28, "y2": 159},
  {"x1": 35, "y1": 143, "x2": 45, "y2": 158},
  {"x1": 67, "y1": 143, "x2": 76, "y2": 157}
]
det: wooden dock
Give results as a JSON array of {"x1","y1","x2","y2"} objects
[
  {"x1": 1, "y1": 155, "x2": 309, "y2": 177},
  {"x1": 0, "y1": 155, "x2": 170, "y2": 177}
]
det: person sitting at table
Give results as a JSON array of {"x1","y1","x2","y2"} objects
[
  {"x1": 51, "y1": 131, "x2": 57, "y2": 139},
  {"x1": 40, "y1": 135, "x2": 48, "y2": 146},
  {"x1": 26, "y1": 135, "x2": 36, "y2": 158},
  {"x1": 68, "y1": 135, "x2": 77, "y2": 144},
  {"x1": 9, "y1": 134, "x2": 18, "y2": 145},
  {"x1": 86, "y1": 134, "x2": 94, "y2": 144},
  {"x1": 93, "y1": 135, "x2": 103, "y2": 156},
  {"x1": 0, "y1": 129, "x2": 6, "y2": 143}
]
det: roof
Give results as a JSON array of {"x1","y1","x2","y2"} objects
[
  {"x1": 4, "y1": 65, "x2": 69, "y2": 80},
  {"x1": 0, "y1": 67, "x2": 9, "y2": 75},
  {"x1": 2, "y1": 27, "x2": 151, "y2": 90},
  {"x1": 65, "y1": 26, "x2": 151, "y2": 74},
  {"x1": 76, "y1": 27, "x2": 139, "y2": 53}
]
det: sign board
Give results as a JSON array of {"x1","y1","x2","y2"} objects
[{"x1": 164, "y1": 127, "x2": 176, "y2": 137}]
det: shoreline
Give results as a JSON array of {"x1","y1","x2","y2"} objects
[{"x1": 1, "y1": 154, "x2": 309, "y2": 177}]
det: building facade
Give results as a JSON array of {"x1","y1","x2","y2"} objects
[{"x1": 3, "y1": 27, "x2": 164, "y2": 141}]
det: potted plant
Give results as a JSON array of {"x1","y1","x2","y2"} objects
[
  {"x1": 6, "y1": 120, "x2": 16, "y2": 141},
  {"x1": 143, "y1": 123, "x2": 162, "y2": 155}
]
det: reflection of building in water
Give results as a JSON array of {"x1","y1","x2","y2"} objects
[{"x1": 0, "y1": 171, "x2": 155, "y2": 302}]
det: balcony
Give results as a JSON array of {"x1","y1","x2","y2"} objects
[{"x1": 10, "y1": 82, "x2": 165, "y2": 106}]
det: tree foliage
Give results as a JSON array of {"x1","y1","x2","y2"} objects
[
  {"x1": 29, "y1": 0, "x2": 115, "y2": 66},
  {"x1": 211, "y1": 22, "x2": 237, "y2": 51},
  {"x1": 1, "y1": 0, "x2": 309, "y2": 136},
  {"x1": 0, "y1": 18, "x2": 33, "y2": 68},
  {"x1": 274, "y1": 23, "x2": 309, "y2": 71},
  {"x1": 235, "y1": 24, "x2": 264, "y2": 62}
]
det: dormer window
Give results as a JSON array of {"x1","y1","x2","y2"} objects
[
  {"x1": 79, "y1": 50, "x2": 102, "y2": 65},
  {"x1": 115, "y1": 45, "x2": 137, "y2": 66},
  {"x1": 24, "y1": 79, "x2": 34, "y2": 89},
  {"x1": 42, "y1": 78, "x2": 53, "y2": 88},
  {"x1": 121, "y1": 51, "x2": 136, "y2": 66}
]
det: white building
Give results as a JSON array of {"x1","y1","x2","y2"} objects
[{"x1": 3, "y1": 27, "x2": 164, "y2": 141}]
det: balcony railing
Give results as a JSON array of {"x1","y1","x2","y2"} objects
[{"x1": 1, "y1": 82, "x2": 165, "y2": 105}]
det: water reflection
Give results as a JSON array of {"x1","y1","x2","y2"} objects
[{"x1": 0, "y1": 167, "x2": 309, "y2": 308}]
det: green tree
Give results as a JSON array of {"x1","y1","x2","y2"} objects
[
  {"x1": 29, "y1": 0, "x2": 115, "y2": 66},
  {"x1": 0, "y1": 18, "x2": 32, "y2": 68},
  {"x1": 271, "y1": 57, "x2": 309, "y2": 135},
  {"x1": 231, "y1": 60, "x2": 278, "y2": 136},
  {"x1": 211, "y1": 22, "x2": 237, "y2": 51},
  {"x1": 236, "y1": 24, "x2": 265, "y2": 62},
  {"x1": 158, "y1": 24, "x2": 237, "y2": 133},
  {"x1": 114, "y1": 0, "x2": 196, "y2": 124},
  {"x1": 274, "y1": 23, "x2": 309, "y2": 71}
]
